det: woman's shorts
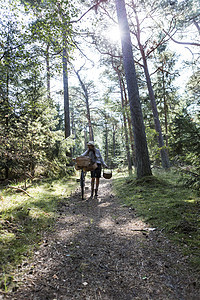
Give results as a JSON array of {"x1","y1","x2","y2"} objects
[{"x1": 91, "y1": 163, "x2": 101, "y2": 178}]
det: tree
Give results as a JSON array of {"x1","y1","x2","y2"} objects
[
  {"x1": 115, "y1": 0, "x2": 152, "y2": 178},
  {"x1": 186, "y1": 69, "x2": 200, "y2": 121},
  {"x1": 112, "y1": 61, "x2": 132, "y2": 174},
  {"x1": 25, "y1": 0, "x2": 76, "y2": 139},
  {"x1": 0, "y1": 0, "x2": 74, "y2": 179},
  {"x1": 170, "y1": 111, "x2": 200, "y2": 176},
  {"x1": 158, "y1": 0, "x2": 200, "y2": 47},
  {"x1": 130, "y1": 2, "x2": 170, "y2": 168},
  {"x1": 153, "y1": 48, "x2": 179, "y2": 148},
  {"x1": 74, "y1": 67, "x2": 94, "y2": 141},
  {"x1": 62, "y1": 47, "x2": 70, "y2": 138}
]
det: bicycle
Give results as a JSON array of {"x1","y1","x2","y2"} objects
[
  {"x1": 80, "y1": 168, "x2": 86, "y2": 200},
  {"x1": 74, "y1": 156, "x2": 90, "y2": 200},
  {"x1": 74, "y1": 156, "x2": 97, "y2": 200}
]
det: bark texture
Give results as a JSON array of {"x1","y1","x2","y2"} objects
[
  {"x1": 115, "y1": 0, "x2": 152, "y2": 178},
  {"x1": 75, "y1": 70, "x2": 94, "y2": 141},
  {"x1": 134, "y1": 8, "x2": 170, "y2": 168},
  {"x1": 62, "y1": 47, "x2": 70, "y2": 138}
]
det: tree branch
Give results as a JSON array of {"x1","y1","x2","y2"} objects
[
  {"x1": 7, "y1": 186, "x2": 32, "y2": 197},
  {"x1": 70, "y1": 0, "x2": 108, "y2": 24},
  {"x1": 163, "y1": 29, "x2": 200, "y2": 47}
]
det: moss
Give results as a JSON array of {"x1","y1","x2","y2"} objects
[
  {"x1": 113, "y1": 169, "x2": 200, "y2": 271},
  {"x1": 0, "y1": 175, "x2": 79, "y2": 292}
]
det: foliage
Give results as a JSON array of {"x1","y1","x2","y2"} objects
[
  {"x1": 145, "y1": 127, "x2": 160, "y2": 165},
  {"x1": 0, "y1": 0, "x2": 199, "y2": 176},
  {"x1": 186, "y1": 69, "x2": 200, "y2": 120},
  {"x1": 169, "y1": 111, "x2": 200, "y2": 191},
  {"x1": 170, "y1": 111, "x2": 200, "y2": 167},
  {"x1": 0, "y1": 0, "x2": 76, "y2": 180},
  {"x1": 113, "y1": 169, "x2": 200, "y2": 271},
  {"x1": 0, "y1": 67, "x2": 72, "y2": 179}
]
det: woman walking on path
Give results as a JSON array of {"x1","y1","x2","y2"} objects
[{"x1": 81, "y1": 141, "x2": 108, "y2": 198}]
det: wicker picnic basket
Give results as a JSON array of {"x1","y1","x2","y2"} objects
[
  {"x1": 84, "y1": 162, "x2": 98, "y2": 171},
  {"x1": 76, "y1": 156, "x2": 91, "y2": 168},
  {"x1": 103, "y1": 169, "x2": 112, "y2": 179}
]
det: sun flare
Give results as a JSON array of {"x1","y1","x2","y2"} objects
[{"x1": 106, "y1": 26, "x2": 121, "y2": 42}]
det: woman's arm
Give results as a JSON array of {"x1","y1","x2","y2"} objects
[
  {"x1": 81, "y1": 149, "x2": 89, "y2": 156},
  {"x1": 98, "y1": 150, "x2": 108, "y2": 168}
]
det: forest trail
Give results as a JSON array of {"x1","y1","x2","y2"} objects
[{"x1": 2, "y1": 178, "x2": 199, "y2": 300}]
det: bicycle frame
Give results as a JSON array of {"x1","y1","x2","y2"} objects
[{"x1": 80, "y1": 169, "x2": 86, "y2": 200}]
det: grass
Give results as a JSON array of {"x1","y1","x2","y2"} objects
[
  {"x1": 0, "y1": 175, "x2": 79, "y2": 292},
  {"x1": 1, "y1": 168, "x2": 199, "y2": 291},
  {"x1": 113, "y1": 168, "x2": 200, "y2": 271}
]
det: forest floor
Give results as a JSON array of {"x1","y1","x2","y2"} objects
[{"x1": 1, "y1": 178, "x2": 199, "y2": 300}]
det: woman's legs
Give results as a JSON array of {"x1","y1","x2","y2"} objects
[
  {"x1": 90, "y1": 164, "x2": 101, "y2": 198},
  {"x1": 95, "y1": 177, "x2": 100, "y2": 196},
  {"x1": 91, "y1": 177, "x2": 95, "y2": 197},
  {"x1": 90, "y1": 177, "x2": 99, "y2": 197}
]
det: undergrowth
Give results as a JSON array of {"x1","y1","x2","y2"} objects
[
  {"x1": 113, "y1": 169, "x2": 200, "y2": 271},
  {"x1": 0, "y1": 176, "x2": 78, "y2": 292}
]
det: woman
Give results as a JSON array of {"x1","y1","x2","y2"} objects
[{"x1": 81, "y1": 141, "x2": 108, "y2": 198}]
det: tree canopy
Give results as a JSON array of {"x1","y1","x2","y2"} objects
[{"x1": 0, "y1": 0, "x2": 199, "y2": 181}]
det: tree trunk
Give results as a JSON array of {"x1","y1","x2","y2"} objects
[
  {"x1": 112, "y1": 124, "x2": 116, "y2": 158},
  {"x1": 134, "y1": 8, "x2": 170, "y2": 169},
  {"x1": 75, "y1": 70, "x2": 94, "y2": 141},
  {"x1": 62, "y1": 47, "x2": 70, "y2": 138},
  {"x1": 140, "y1": 46, "x2": 170, "y2": 168},
  {"x1": 5, "y1": 66, "x2": 9, "y2": 179},
  {"x1": 71, "y1": 104, "x2": 76, "y2": 156},
  {"x1": 193, "y1": 19, "x2": 200, "y2": 35},
  {"x1": 84, "y1": 127, "x2": 88, "y2": 149},
  {"x1": 122, "y1": 77, "x2": 136, "y2": 166},
  {"x1": 117, "y1": 71, "x2": 132, "y2": 175},
  {"x1": 46, "y1": 43, "x2": 51, "y2": 100},
  {"x1": 57, "y1": 1, "x2": 70, "y2": 139},
  {"x1": 162, "y1": 67, "x2": 169, "y2": 148},
  {"x1": 115, "y1": 0, "x2": 152, "y2": 178},
  {"x1": 104, "y1": 117, "x2": 109, "y2": 162}
]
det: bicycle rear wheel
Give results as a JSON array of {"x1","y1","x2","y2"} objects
[{"x1": 80, "y1": 169, "x2": 85, "y2": 200}]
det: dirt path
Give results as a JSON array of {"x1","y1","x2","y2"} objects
[{"x1": 2, "y1": 178, "x2": 199, "y2": 300}]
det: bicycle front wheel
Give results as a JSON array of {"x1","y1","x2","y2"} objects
[{"x1": 80, "y1": 169, "x2": 85, "y2": 200}]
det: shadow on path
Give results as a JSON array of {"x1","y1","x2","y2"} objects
[{"x1": 2, "y1": 179, "x2": 199, "y2": 300}]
